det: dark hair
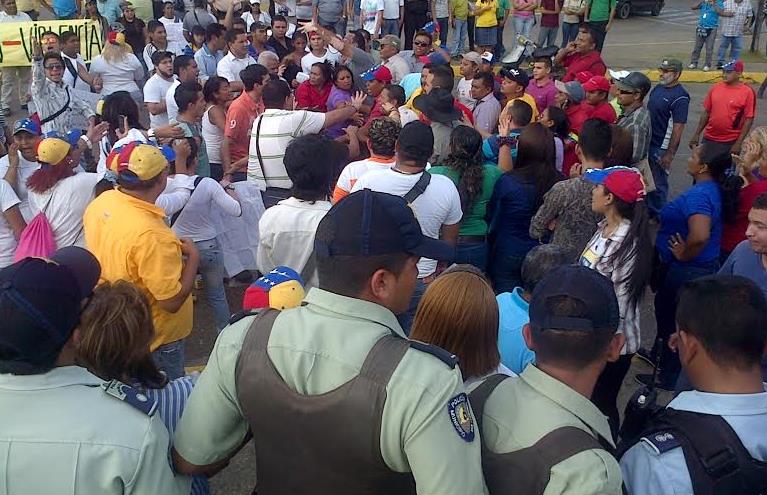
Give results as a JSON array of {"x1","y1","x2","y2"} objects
[
  {"x1": 0, "y1": 340, "x2": 62, "y2": 375},
  {"x1": 699, "y1": 142, "x2": 740, "y2": 224},
  {"x1": 191, "y1": 24, "x2": 205, "y2": 38},
  {"x1": 42, "y1": 52, "x2": 63, "y2": 67},
  {"x1": 530, "y1": 294, "x2": 617, "y2": 368},
  {"x1": 520, "y1": 244, "x2": 572, "y2": 293},
  {"x1": 232, "y1": 18, "x2": 247, "y2": 30},
  {"x1": 444, "y1": 126, "x2": 484, "y2": 214},
  {"x1": 102, "y1": 91, "x2": 143, "y2": 146},
  {"x1": 367, "y1": 117, "x2": 400, "y2": 157},
  {"x1": 151, "y1": 49, "x2": 173, "y2": 66},
  {"x1": 512, "y1": 123, "x2": 560, "y2": 208},
  {"x1": 174, "y1": 81, "x2": 202, "y2": 113},
  {"x1": 474, "y1": 71, "x2": 495, "y2": 91},
  {"x1": 241, "y1": 63, "x2": 269, "y2": 91},
  {"x1": 284, "y1": 134, "x2": 335, "y2": 201},
  {"x1": 579, "y1": 118, "x2": 612, "y2": 162},
  {"x1": 293, "y1": 32, "x2": 308, "y2": 47},
  {"x1": 147, "y1": 19, "x2": 164, "y2": 33},
  {"x1": 544, "y1": 105, "x2": 569, "y2": 138},
  {"x1": 383, "y1": 83, "x2": 405, "y2": 106},
  {"x1": 311, "y1": 61, "x2": 332, "y2": 84},
  {"x1": 533, "y1": 56, "x2": 552, "y2": 68},
  {"x1": 351, "y1": 29, "x2": 367, "y2": 50},
  {"x1": 271, "y1": 14, "x2": 287, "y2": 24},
  {"x1": 226, "y1": 27, "x2": 246, "y2": 44},
  {"x1": 430, "y1": 64, "x2": 455, "y2": 92},
  {"x1": 579, "y1": 25, "x2": 597, "y2": 46},
  {"x1": 262, "y1": 78, "x2": 291, "y2": 108},
  {"x1": 413, "y1": 29, "x2": 432, "y2": 43},
  {"x1": 40, "y1": 30, "x2": 59, "y2": 40},
  {"x1": 205, "y1": 22, "x2": 225, "y2": 41},
  {"x1": 117, "y1": 171, "x2": 166, "y2": 191},
  {"x1": 203, "y1": 76, "x2": 229, "y2": 102},
  {"x1": 60, "y1": 30, "x2": 78, "y2": 44},
  {"x1": 173, "y1": 54, "x2": 194, "y2": 75},
  {"x1": 753, "y1": 192, "x2": 767, "y2": 210},
  {"x1": 317, "y1": 253, "x2": 411, "y2": 297},
  {"x1": 607, "y1": 125, "x2": 633, "y2": 166},
  {"x1": 508, "y1": 99, "x2": 533, "y2": 126},
  {"x1": 677, "y1": 275, "x2": 767, "y2": 370}
]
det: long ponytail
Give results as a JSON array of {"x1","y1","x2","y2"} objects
[
  {"x1": 444, "y1": 126, "x2": 485, "y2": 215},
  {"x1": 609, "y1": 197, "x2": 653, "y2": 306}
]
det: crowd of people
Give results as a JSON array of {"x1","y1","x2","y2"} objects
[{"x1": 0, "y1": 0, "x2": 766, "y2": 492}]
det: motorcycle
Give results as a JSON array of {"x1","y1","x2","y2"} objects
[{"x1": 500, "y1": 34, "x2": 560, "y2": 71}]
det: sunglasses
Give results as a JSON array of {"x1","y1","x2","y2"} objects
[
  {"x1": 44, "y1": 64, "x2": 64, "y2": 70},
  {"x1": 413, "y1": 41, "x2": 430, "y2": 46},
  {"x1": 618, "y1": 89, "x2": 637, "y2": 95}
]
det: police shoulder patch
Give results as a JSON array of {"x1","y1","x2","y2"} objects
[
  {"x1": 447, "y1": 393, "x2": 475, "y2": 442},
  {"x1": 640, "y1": 430, "x2": 680, "y2": 455},
  {"x1": 102, "y1": 380, "x2": 158, "y2": 416}
]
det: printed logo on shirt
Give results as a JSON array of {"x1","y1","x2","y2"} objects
[
  {"x1": 447, "y1": 393, "x2": 475, "y2": 442},
  {"x1": 229, "y1": 119, "x2": 237, "y2": 129}
]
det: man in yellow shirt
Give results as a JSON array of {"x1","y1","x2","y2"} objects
[
  {"x1": 500, "y1": 67, "x2": 539, "y2": 121},
  {"x1": 83, "y1": 142, "x2": 199, "y2": 380}
]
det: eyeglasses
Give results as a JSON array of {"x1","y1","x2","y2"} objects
[
  {"x1": 44, "y1": 64, "x2": 64, "y2": 70},
  {"x1": 413, "y1": 41, "x2": 430, "y2": 46}
]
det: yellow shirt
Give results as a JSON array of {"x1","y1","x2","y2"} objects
[
  {"x1": 83, "y1": 189, "x2": 193, "y2": 350},
  {"x1": 504, "y1": 92, "x2": 539, "y2": 122},
  {"x1": 475, "y1": 0, "x2": 498, "y2": 27}
]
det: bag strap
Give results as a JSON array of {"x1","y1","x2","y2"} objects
[
  {"x1": 253, "y1": 114, "x2": 266, "y2": 183},
  {"x1": 402, "y1": 171, "x2": 431, "y2": 204},
  {"x1": 62, "y1": 56, "x2": 80, "y2": 84},
  {"x1": 468, "y1": 374, "x2": 510, "y2": 433},
  {"x1": 170, "y1": 176, "x2": 204, "y2": 226},
  {"x1": 40, "y1": 86, "x2": 70, "y2": 125}
]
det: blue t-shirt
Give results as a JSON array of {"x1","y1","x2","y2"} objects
[
  {"x1": 53, "y1": 0, "x2": 78, "y2": 17},
  {"x1": 698, "y1": 0, "x2": 723, "y2": 29},
  {"x1": 487, "y1": 171, "x2": 539, "y2": 255},
  {"x1": 657, "y1": 180, "x2": 722, "y2": 266},
  {"x1": 719, "y1": 240, "x2": 767, "y2": 297},
  {"x1": 647, "y1": 84, "x2": 690, "y2": 151},
  {"x1": 497, "y1": 288, "x2": 536, "y2": 374}
]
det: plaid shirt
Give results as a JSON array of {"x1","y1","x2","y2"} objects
[
  {"x1": 720, "y1": 0, "x2": 752, "y2": 36},
  {"x1": 618, "y1": 105, "x2": 651, "y2": 164}
]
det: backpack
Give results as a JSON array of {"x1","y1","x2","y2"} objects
[{"x1": 14, "y1": 195, "x2": 56, "y2": 261}]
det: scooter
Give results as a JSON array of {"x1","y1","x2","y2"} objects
[{"x1": 501, "y1": 34, "x2": 559, "y2": 70}]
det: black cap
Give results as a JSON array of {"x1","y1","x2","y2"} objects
[
  {"x1": 529, "y1": 265, "x2": 619, "y2": 332},
  {"x1": 500, "y1": 67, "x2": 530, "y2": 87},
  {"x1": 397, "y1": 120, "x2": 434, "y2": 161},
  {"x1": 615, "y1": 71, "x2": 652, "y2": 98},
  {"x1": 0, "y1": 247, "x2": 101, "y2": 368},
  {"x1": 315, "y1": 189, "x2": 455, "y2": 261}
]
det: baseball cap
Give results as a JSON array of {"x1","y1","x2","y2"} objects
[
  {"x1": 461, "y1": 51, "x2": 482, "y2": 65},
  {"x1": 607, "y1": 69, "x2": 630, "y2": 81},
  {"x1": 105, "y1": 141, "x2": 169, "y2": 182},
  {"x1": 529, "y1": 265, "x2": 619, "y2": 332},
  {"x1": 722, "y1": 60, "x2": 745, "y2": 73},
  {"x1": 582, "y1": 75, "x2": 611, "y2": 93},
  {"x1": 480, "y1": 51, "x2": 494, "y2": 64},
  {"x1": 500, "y1": 67, "x2": 529, "y2": 87},
  {"x1": 554, "y1": 80, "x2": 585, "y2": 103},
  {"x1": 658, "y1": 58, "x2": 683, "y2": 72},
  {"x1": 615, "y1": 71, "x2": 651, "y2": 96},
  {"x1": 360, "y1": 64, "x2": 393, "y2": 83},
  {"x1": 397, "y1": 120, "x2": 435, "y2": 160},
  {"x1": 13, "y1": 118, "x2": 41, "y2": 136},
  {"x1": 315, "y1": 188, "x2": 455, "y2": 262},
  {"x1": 36, "y1": 137, "x2": 71, "y2": 165},
  {"x1": 584, "y1": 166, "x2": 646, "y2": 203},
  {"x1": 0, "y1": 247, "x2": 101, "y2": 370},
  {"x1": 242, "y1": 266, "x2": 306, "y2": 311}
]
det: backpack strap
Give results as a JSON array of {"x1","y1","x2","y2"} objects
[
  {"x1": 170, "y1": 176, "x2": 204, "y2": 226},
  {"x1": 402, "y1": 171, "x2": 431, "y2": 204},
  {"x1": 468, "y1": 374, "x2": 510, "y2": 433},
  {"x1": 40, "y1": 86, "x2": 70, "y2": 125}
]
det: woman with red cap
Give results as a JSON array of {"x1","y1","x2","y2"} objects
[{"x1": 580, "y1": 166, "x2": 653, "y2": 437}]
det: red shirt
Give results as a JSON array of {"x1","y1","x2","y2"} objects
[
  {"x1": 565, "y1": 102, "x2": 590, "y2": 134},
  {"x1": 722, "y1": 180, "x2": 767, "y2": 253},
  {"x1": 584, "y1": 101, "x2": 617, "y2": 124},
  {"x1": 562, "y1": 51, "x2": 607, "y2": 82},
  {"x1": 454, "y1": 100, "x2": 476, "y2": 124},
  {"x1": 295, "y1": 81, "x2": 333, "y2": 112},
  {"x1": 703, "y1": 82, "x2": 756, "y2": 143},
  {"x1": 225, "y1": 91, "x2": 264, "y2": 168}
]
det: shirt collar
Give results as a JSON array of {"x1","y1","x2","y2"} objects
[
  {"x1": 520, "y1": 365, "x2": 615, "y2": 446},
  {"x1": 510, "y1": 287, "x2": 529, "y2": 309},
  {"x1": 276, "y1": 196, "x2": 332, "y2": 209},
  {"x1": 113, "y1": 188, "x2": 168, "y2": 218},
  {"x1": 477, "y1": 91, "x2": 496, "y2": 103},
  {"x1": 0, "y1": 365, "x2": 103, "y2": 390},
  {"x1": 668, "y1": 386, "x2": 767, "y2": 417},
  {"x1": 303, "y1": 288, "x2": 406, "y2": 338}
]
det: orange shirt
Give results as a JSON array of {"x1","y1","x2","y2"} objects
[
  {"x1": 225, "y1": 91, "x2": 265, "y2": 170},
  {"x1": 703, "y1": 82, "x2": 756, "y2": 143}
]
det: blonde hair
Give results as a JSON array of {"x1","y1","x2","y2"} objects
[
  {"x1": 410, "y1": 268, "x2": 500, "y2": 378},
  {"x1": 747, "y1": 127, "x2": 767, "y2": 157},
  {"x1": 102, "y1": 39, "x2": 133, "y2": 63}
]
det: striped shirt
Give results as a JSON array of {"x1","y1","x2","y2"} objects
[
  {"x1": 143, "y1": 376, "x2": 210, "y2": 495},
  {"x1": 246, "y1": 109, "x2": 326, "y2": 191},
  {"x1": 31, "y1": 59, "x2": 95, "y2": 135}
]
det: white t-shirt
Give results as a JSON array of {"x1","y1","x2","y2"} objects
[
  {"x1": 456, "y1": 77, "x2": 475, "y2": 110},
  {"x1": 382, "y1": 53, "x2": 409, "y2": 84},
  {"x1": 202, "y1": 106, "x2": 223, "y2": 164},
  {"x1": 27, "y1": 173, "x2": 101, "y2": 249},
  {"x1": 169, "y1": 175, "x2": 242, "y2": 242},
  {"x1": 241, "y1": 10, "x2": 272, "y2": 30},
  {"x1": 143, "y1": 42, "x2": 188, "y2": 72},
  {"x1": 351, "y1": 168, "x2": 462, "y2": 278},
  {"x1": 301, "y1": 49, "x2": 341, "y2": 74},
  {"x1": 382, "y1": 0, "x2": 403, "y2": 18},
  {"x1": 144, "y1": 73, "x2": 175, "y2": 128},
  {"x1": 0, "y1": 153, "x2": 40, "y2": 221},
  {"x1": 217, "y1": 52, "x2": 257, "y2": 83},
  {"x1": 247, "y1": 109, "x2": 326, "y2": 190},
  {"x1": 159, "y1": 16, "x2": 185, "y2": 45},
  {"x1": 333, "y1": 156, "x2": 395, "y2": 200},
  {"x1": 165, "y1": 79, "x2": 182, "y2": 122},
  {"x1": 61, "y1": 53, "x2": 90, "y2": 92},
  {"x1": 360, "y1": 0, "x2": 384, "y2": 34},
  {"x1": 398, "y1": 106, "x2": 419, "y2": 125},
  {"x1": 0, "y1": 179, "x2": 21, "y2": 268},
  {"x1": 89, "y1": 54, "x2": 144, "y2": 95}
]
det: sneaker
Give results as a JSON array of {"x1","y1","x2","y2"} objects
[
  {"x1": 703, "y1": 65, "x2": 710, "y2": 71},
  {"x1": 634, "y1": 347, "x2": 657, "y2": 368},
  {"x1": 635, "y1": 373, "x2": 675, "y2": 391},
  {"x1": 688, "y1": 63, "x2": 697, "y2": 69}
]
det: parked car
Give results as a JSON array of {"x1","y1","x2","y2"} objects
[{"x1": 616, "y1": 0, "x2": 663, "y2": 19}]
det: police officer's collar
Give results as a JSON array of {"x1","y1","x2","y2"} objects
[
  {"x1": 303, "y1": 288, "x2": 406, "y2": 338},
  {"x1": 0, "y1": 365, "x2": 102, "y2": 390}
]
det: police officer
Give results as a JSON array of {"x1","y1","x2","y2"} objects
[
  {"x1": 620, "y1": 275, "x2": 767, "y2": 494},
  {"x1": 468, "y1": 265, "x2": 625, "y2": 494},
  {"x1": 172, "y1": 189, "x2": 487, "y2": 494},
  {"x1": 0, "y1": 247, "x2": 190, "y2": 494}
]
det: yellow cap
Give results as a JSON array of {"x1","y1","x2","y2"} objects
[
  {"x1": 36, "y1": 137, "x2": 71, "y2": 165},
  {"x1": 106, "y1": 142, "x2": 168, "y2": 181}
]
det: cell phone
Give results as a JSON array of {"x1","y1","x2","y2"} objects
[{"x1": 118, "y1": 115, "x2": 128, "y2": 134}]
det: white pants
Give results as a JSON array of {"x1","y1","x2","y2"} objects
[{"x1": 1, "y1": 67, "x2": 31, "y2": 110}]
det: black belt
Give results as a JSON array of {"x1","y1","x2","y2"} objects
[{"x1": 458, "y1": 235, "x2": 487, "y2": 243}]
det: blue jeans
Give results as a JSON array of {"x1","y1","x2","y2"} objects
[
  {"x1": 397, "y1": 278, "x2": 426, "y2": 335},
  {"x1": 455, "y1": 242, "x2": 489, "y2": 272},
  {"x1": 381, "y1": 18, "x2": 400, "y2": 35},
  {"x1": 196, "y1": 238, "x2": 231, "y2": 332},
  {"x1": 537, "y1": 25, "x2": 558, "y2": 47},
  {"x1": 513, "y1": 15, "x2": 534, "y2": 37},
  {"x1": 560, "y1": 21, "x2": 579, "y2": 46},
  {"x1": 152, "y1": 339, "x2": 186, "y2": 380},
  {"x1": 437, "y1": 17, "x2": 449, "y2": 47},
  {"x1": 717, "y1": 35, "x2": 743, "y2": 65},
  {"x1": 646, "y1": 147, "x2": 670, "y2": 217},
  {"x1": 490, "y1": 249, "x2": 527, "y2": 294},
  {"x1": 451, "y1": 18, "x2": 468, "y2": 55}
]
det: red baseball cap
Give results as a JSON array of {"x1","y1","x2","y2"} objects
[
  {"x1": 722, "y1": 60, "x2": 745, "y2": 73},
  {"x1": 584, "y1": 166, "x2": 646, "y2": 203},
  {"x1": 360, "y1": 65, "x2": 393, "y2": 83},
  {"x1": 575, "y1": 71, "x2": 594, "y2": 83},
  {"x1": 582, "y1": 75, "x2": 611, "y2": 93}
]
